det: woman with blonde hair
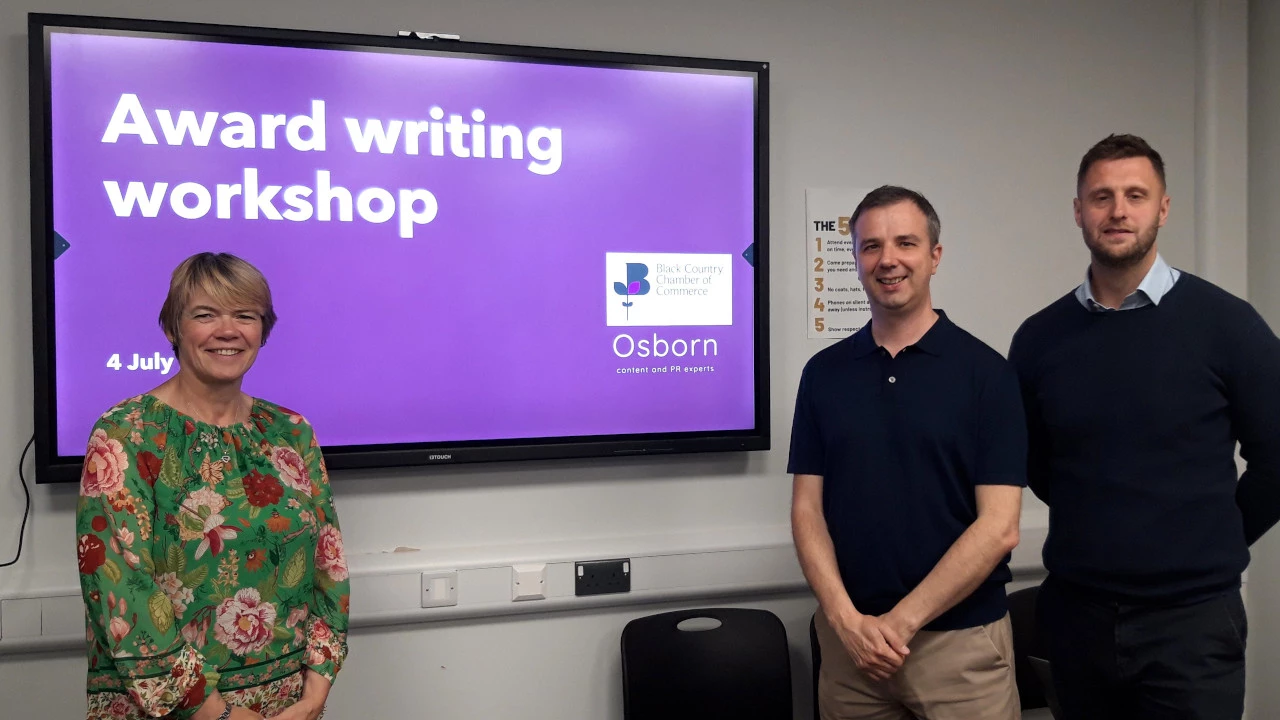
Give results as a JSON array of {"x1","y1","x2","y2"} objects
[{"x1": 76, "y1": 252, "x2": 349, "y2": 720}]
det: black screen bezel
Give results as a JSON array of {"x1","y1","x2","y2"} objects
[{"x1": 28, "y1": 13, "x2": 771, "y2": 483}]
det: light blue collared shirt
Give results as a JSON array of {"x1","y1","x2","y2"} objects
[{"x1": 1074, "y1": 254, "x2": 1181, "y2": 312}]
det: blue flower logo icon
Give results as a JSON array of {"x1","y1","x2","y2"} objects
[{"x1": 613, "y1": 263, "x2": 651, "y2": 320}]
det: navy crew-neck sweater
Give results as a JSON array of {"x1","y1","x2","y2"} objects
[{"x1": 1010, "y1": 272, "x2": 1280, "y2": 602}]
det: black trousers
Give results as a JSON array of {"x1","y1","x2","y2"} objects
[{"x1": 1037, "y1": 576, "x2": 1247, "y2": 720}]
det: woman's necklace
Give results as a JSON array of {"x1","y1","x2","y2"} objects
[
  {"x1": 179, "y1": 391, "x2": 249, "y2": 464},
  {"x1": 197, "y1": 428, "x2": 233, "y2": 464}
]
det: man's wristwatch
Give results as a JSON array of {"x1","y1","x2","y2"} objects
[{"x1": 215, "y1": 704, "x2": 233, "y2": 720}]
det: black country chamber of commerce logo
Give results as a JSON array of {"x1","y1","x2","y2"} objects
[{"x1": 606, "y1": 252, "x2": 733, "y2": 330}]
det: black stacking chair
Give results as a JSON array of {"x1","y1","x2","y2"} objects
[
  {"x1": 622, "y1": 607, "x2": 792, "y2": 720},
  {"x1": 809, "y1": 612, "x2": 821, "y2": 720},
  {"x1": 1008, "y1": 584, "x2": 1063, "y2": 718}
]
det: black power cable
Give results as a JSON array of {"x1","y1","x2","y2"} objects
[{"x1": 0, "y1": 435, "x2": 35, "y2": 568}]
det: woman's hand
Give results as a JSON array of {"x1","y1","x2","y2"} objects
[
  {"x1": 265, "y1": 699, "x2": 322, "y2": 720},
  {"x1": 266, "y1": 669, "x2": 331, "y2": 719},
  {"x1": 190, "y1": 693, "x2": 265, "y2": 720}
]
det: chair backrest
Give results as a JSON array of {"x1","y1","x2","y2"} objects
[
  {"x1": 1007, "y1": 585, "x2": 1050, "y2": 711},
  {"x1": 621, "y1": 607, "x2": 793, "y2": 720},
  {"x1": 809, "y1": 612, "x2": 821, "y2": 720},
  {"x1": 1028, "y1": 656, "x2": 1064, "y2": 719}
]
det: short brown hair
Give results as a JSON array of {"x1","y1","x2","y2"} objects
[
  {"x1": 159, "y1": 253, "x2": 277, "y2": 358},
  {"x1": 1077, "y1": 134, "x2": 1166, "y2": 193},
  {"x1": 850, "y1": 185, "x2": 941, "y2": 246}
]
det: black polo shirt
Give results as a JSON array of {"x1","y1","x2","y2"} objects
[{"x1": 788, "y1": 311, "x2": 1027, "y2": 630}]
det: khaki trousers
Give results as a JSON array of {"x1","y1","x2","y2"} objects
[{"x1": 815, "y1": 611, "x2": 1021, "y2": 720}]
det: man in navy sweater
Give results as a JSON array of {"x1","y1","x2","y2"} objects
[
  {"x1": 791, "y1": 186, "x2": 1025, "y2": 719},
  {"x1": 1009, "y1": 134, "x2": 1280, "y2": 719}
]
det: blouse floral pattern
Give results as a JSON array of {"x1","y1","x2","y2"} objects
[{"x1": 76, "y1": 394, "x2": 350, "y2": 719}]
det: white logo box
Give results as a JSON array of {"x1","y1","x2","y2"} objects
[{"x1": 606, "y1": 252, "x2": 733, "y2": 327}]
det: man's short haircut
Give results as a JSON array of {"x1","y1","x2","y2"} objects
[
  {"x1": 849, "y1": 185, "x2": 941, "y2": 246},
  {"x1": 1077, "y1": 134, "x2": 1166, "y2": 193}
]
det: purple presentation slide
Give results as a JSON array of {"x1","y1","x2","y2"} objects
[{"x1": 47, "y1": 31, "x2": 759, "y2": 456}]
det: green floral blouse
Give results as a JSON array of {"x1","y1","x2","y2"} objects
[{"x1": 76, "y1": 394, "x2": 350, "y2": 719}]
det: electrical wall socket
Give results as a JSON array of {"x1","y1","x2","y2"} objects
[{"x1": 575, "y1": 558, "x2": 631, "y2": 596}]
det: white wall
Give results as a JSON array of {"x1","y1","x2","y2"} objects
[
  {"x1": 1247, "y1": 1, "x2": 1280, "y2": 718},
  {"x1": 0, "y1": 0, "x2": 1255, "y2": 718}
]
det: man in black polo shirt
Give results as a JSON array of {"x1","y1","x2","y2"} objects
[
  {"x1": 790, "y1": 185, "x2": 1026, "y2": 719},
  {"x1": 1009, "y1": 134, "x2": 1280, "y2": 720}
]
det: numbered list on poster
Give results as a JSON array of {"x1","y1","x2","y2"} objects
[{"x1": 805, "y1": 188, "x2": 872, "y2": 339}]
